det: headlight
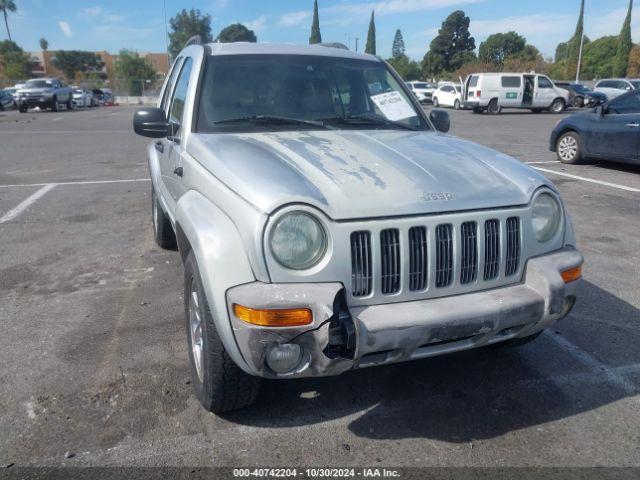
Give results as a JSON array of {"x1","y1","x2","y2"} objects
[
  {"x1": 270, "y1": 212, "x2": 327, "y2": 270},
  {"x1": 532, "y1": 192, "x2": 561, "y2": 242}
]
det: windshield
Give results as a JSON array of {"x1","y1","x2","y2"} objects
[
  {"x1": 25, "y1": 80, "x2": 53, "y2": 88},
  {"x1": 412, "y1": 83, "x2": 429, "y2": 89},
  {"x1": 631, "y1": 81, "x2": 640, "y2": 89},
  {"x1": 571, "y1": 84, "x2": 590, "y2": 93},
  {"x1": 196, "y1": 54, "x2": 429, "y2": 132}
]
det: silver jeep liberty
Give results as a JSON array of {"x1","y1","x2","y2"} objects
[{"x1": 133, "y1": 42, "x2": 583, "y2": 413}]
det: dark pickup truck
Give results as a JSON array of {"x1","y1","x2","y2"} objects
[{"x1": 16, "y1": 78, "x2": 73, "y2": 112}]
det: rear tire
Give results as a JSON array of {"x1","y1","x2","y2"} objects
[
  {"x1": 19, "y1": 103, "x2": 28, "y2": 113},
  {"x1": 573, "y1": 96, "x2": 584, "y2": 108},
  {"x1": 550, "y1": 98, "x2": 565, "y2": 113},
  {"x1": 432, "y1": 97, "x2": 439, "y2": 107},
  {"x1": 556, "y1": 131, "x2": 581, "y2": 164},
  {"x1": 151, "y1": 188, "x2": 177, "y2": 250},
  {"x1": 487, "y1": 99, "x2": 501, "y2": 115},
  {"x1": 184, "y1": 252, "x2": 261, "y2": 413},
  {"x1": 454, "y1": 99, "x2": 461, "y2": 110}
]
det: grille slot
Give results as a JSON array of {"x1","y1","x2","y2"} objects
[
  {"x1": 350, "y1": 231, "x2": 372, "y2": 297},
  {"x1": 380, "y1": 229, "x2": 401, "y2": 294},
  {"x1": 505, "y1": 217, "x2": 520, "y2": 276},
  {"x1": 435, "y1": 224, "x2": 453, "y2": 288},
  {"x1": 483, "y1": 219, "x2": 500, "y2": 280},
  {"x1": 460, "y1": 221, "x2": 478, "y2": 284},
  {"x1": 408, "y1": 226, "x2": 428, "y2": 291}
]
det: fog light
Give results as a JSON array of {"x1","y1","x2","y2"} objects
[{"x1": 266, "y1": 343, "x2": 303, "y2": 374}]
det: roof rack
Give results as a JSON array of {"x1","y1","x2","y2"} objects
[
  {"x1": 315, "y1": 42, "x2": 349, "y2": 50},
  {"x1": 184, "y1": 35, "x2": 202, "y2": 48}
]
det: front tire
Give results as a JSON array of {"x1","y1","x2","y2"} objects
[
  {"x1": 184, "y1": 252, "x2": 261, "y2": 413},
  {"x1": 453, "y1": 99, "x2": 461, "y2": 110},
  {"x1": 151, "y1": 188, "x2": 177, "y2": 249},
  {"x1": 550, "y1": 98, "x2": 565, "y2": 113},
  {"x1": 556, "y1": 131, "x2": 581, "y2": 164},
  {"x1": 432, "y1": 97, "x2": 439, "y2": 107}
]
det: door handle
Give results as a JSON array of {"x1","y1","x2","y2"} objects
[
  {"x1": 155, "y1": 141, "x2": 164, "y2": 153},
  {"x1": 626, "y1": 123, "x2": 640, "y2": 128}
]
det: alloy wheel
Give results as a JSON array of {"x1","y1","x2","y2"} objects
[
  {"x1": 188, "y1": 279, "x2": 204, "y2": 383},
  {"x1": 558, "y1": 135, "x2": 578, "y2": 162}
]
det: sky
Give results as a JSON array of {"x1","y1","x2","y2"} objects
[{"x1": 6, "y1": 0, "x2": 639, "y2": 60}]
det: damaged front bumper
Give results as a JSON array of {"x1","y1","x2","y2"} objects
[{"x1": 226, "y1": 247, "x2": 583, "y2": 379}]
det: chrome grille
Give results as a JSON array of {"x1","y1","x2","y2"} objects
[
  {"x1": 408, "y1": 226, "x2": 428, "y2": 291},
  {"x1": 380, "y1": 229, "x2": 401, "y2": 294},
  {"x1": 460, "y1": 221, "x2": 478, "y2": 284},
  {"x1": 350, "y1": 231, "x2": 372, "y2": 297},
  {"x1": 435, "y1": 224, "x2": 453, "y2": 288},
  {"x1": 505, "y1": 217, "x2": 520, "y2": 276},
  {"x1": 483, "y1": 219, "x2": 500, "y2": 280}
]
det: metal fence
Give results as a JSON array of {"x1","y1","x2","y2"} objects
[{"x1": 0, "y1": 78, "x2": 164, "y2": 97}]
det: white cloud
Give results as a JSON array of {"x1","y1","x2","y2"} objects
[
  {"x1": 58, "y1": 21, "x2": 72, "y2": 38},
  {"x1": 278, "y1": 11, "x2": 311, "y2": 27},
  {"x1": 212, "y1": 0, "x2": 229, "y2": 9},
  {"x1": 245, "y1": 15, "x2": 267, "y2": 33},
  {"x1": 82, "y1": 6, "x2": 102, "y2": 16}
]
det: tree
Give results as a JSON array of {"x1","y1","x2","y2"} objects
[
  {"x1": 168, "y1": 9, "x2": 213, "y2": 59},
  {"x1": 421, "y1": 10, "x2": 475, "y2": 77},
  {"x1": 386, "y1": 54, "x2": 421, "y2": 80},
  {"x1": 628, "y1": 44, "x2": 640, "y2": 77},
  {"x1": 555, "y1": 41, "x2": 568, "y2": 63},
  {"x1": 216, "y1": 23, "x2": 257, "y2": 43},
  {"x1": 114, "y1": 49, "x2": 156, "y2": 96},
  {"x1": 39, "y1": 38, "x2": 48, "y2": 51},
  {"x1": 52, "y1": 51, "x2": 104, "y2": 81},
  {"x1": 478, "y1": 32, "x2": 526, "y2": 65},
  {"x1": 365, "y1": 11, "x2": 376, "y2": 55},
  {"x1": 0, "y1": 40, "x2": 30, "y2": 79},
  {"x1": 565, "y1": 0, "x2": 585, "y2": 79},
  {"x1": 391, "y1": 29, "x2": 405, "y2": 58},
  {"x1": 580, "y1": 36, "x2": 618, "y2": 79},
  {"x1": 612, "y1": 0, "x2": 633, "y2": 77},
  {"x1": 309, "y1": 0, "x2": 321, "y2": 44},
  {"x1": 0, "y1": 0, "x2": 16, "y2": 45}
]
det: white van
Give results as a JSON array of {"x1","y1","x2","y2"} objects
[{"x1": 463, "y1": 73, "x2": 570, "y2": 114}]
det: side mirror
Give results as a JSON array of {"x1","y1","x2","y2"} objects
[
  {"x1": 429, "y1": 109, "x2": 450, "y2": 133},
  {"x1": 133, "y1": 108, "x2": 170, "y2": 138}
]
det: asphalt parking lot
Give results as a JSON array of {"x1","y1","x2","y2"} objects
[{"x1": 0, "y1": 105, "x2": 639, "y2": 468}]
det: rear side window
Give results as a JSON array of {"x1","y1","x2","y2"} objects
[
  {"x1": 617, "y1": 81, "x2": 633, "y2": 90},
  {"x1": 469, "y1": 75, "x2": 479, "y2": 87},
  {"x1": 598, "y1": 80, "x2": 613, "y2": 88},
  {"x1": 168, "y1": 58, "x2": 194, "y2": 140},
  {"x1": 501, "y1": 76, "x2": 521, "y2": 88}
]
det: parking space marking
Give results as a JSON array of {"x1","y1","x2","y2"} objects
[
  {"x1": 51, "y1": 117, "x2": 63, "y2": 122},
  {"x1": 532, "y1": 167, "x2": 640, "y2": 193},
  {"x1": 544, "y1": 331, "x2": 637, "y2": 394},
  {"x1": 0, "y1": 130, "x2": 131, "y2": 134},
  {"x1": 526, "y1": 161, "x2": 561, "y2": 164},
  {"x1": 0, "y1": 178, "x2": 150, "y2": 189},
  {"x1": 0, "y1": 184, "x2": 56, "y2": 224}
]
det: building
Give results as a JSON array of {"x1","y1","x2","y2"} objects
[{"x1": 27, "y1": 50, "x2": 170, "y2": 80}]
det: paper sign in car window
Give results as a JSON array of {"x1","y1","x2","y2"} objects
[{"x1": 370, "y1": 91, "x2": 415, "y2": 121}]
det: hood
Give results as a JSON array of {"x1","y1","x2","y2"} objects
[{"x1": 188, "y1": 130, "x2": 552, "y2": 220}]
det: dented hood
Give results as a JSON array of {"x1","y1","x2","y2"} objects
[{"x1": 188, "y1": 130, "x2": 552, "y2": 220}]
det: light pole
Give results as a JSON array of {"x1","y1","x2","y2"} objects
[{"x1": 576, "y1": 32, "x2": 585, "y2": 83}]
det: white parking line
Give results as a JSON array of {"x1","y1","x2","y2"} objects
[
  {"x1": 51, "y1": 117, "x2": 63, "y2": 122},
  {"x1": 526, "y1": 161, "x2": 561, "y2": 164},
  {"x1": 532, "y1": 166, "x2": 640, "y2": 193},
  {"x1": 544, "y1": 331, "x2": 637, "y2": 394},
  {"x1": 0, "y1": 178, "x2": 150, "y2": 189},
  {"x1": 0, "y1": 184, "x2": 56, "y2": 224}
]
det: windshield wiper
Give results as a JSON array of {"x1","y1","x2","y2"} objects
[
  {"x1": 212, "y1": 115, "x2": 326, "y2": 128},
  {"x1": 326, "y1": 114, "x2": 418, "y2": 131}
]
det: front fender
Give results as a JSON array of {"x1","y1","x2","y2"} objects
[{"x1": 175, "y1": 190, "x2": 256, "y2": 373}]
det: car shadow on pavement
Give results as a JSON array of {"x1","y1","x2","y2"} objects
[{"x1": 223, "y1": 280, "x2": 639, "y2": 442}]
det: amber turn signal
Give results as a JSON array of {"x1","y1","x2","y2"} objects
[
  {"x1": 233, "y1": 304, "x2": 313, "y2": 327},
  {"x1": 561, "y1": 265, "x2": 582, "y2": 283}
]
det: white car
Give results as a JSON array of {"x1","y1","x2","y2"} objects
[
  {"x1": 432, "y1": 84, "x2": 463, "y2": 109},
  {"x1": 405, "y1": 81, "x2": 436, "y2": 103},
  {"x1": 593, "y1": 79, "x2": 639, "y2": 100},
  {"x1": 72, "y1": 88, "x2": 93, "y2": 107}
]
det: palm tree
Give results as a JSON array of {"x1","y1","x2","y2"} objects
[{"x1": 0, "y1": 0, "x2": 17, "y2": 44}]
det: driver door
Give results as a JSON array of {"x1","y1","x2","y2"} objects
[
  {"x1": 586, "y1": 92, "x2": 640, "y2": 162},
  {"x1": 533, "y1": 75, "x2": 555, "y2": 108}
]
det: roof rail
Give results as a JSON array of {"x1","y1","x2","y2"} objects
[
  {"x1": 184, "y1": 35, "x2": 202, "y2": 48},
  {"x1": 315, "y1": 42, "x2": 349, "y2": 50}
]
